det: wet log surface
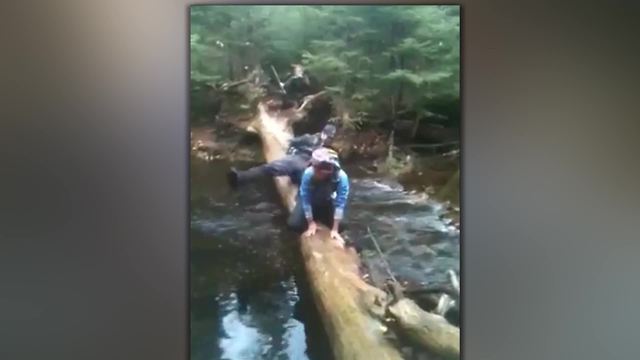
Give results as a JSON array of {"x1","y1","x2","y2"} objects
[
  {"x1": 252, "y1": 101, "x2": 404, "y2": 359},
  {"x1": 251, "y1": 97, "x2": 460, "y2": 359}
]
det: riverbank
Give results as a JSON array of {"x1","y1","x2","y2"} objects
[{"x1": 191, "y1": 123, "x2": 459, "y2": 197}]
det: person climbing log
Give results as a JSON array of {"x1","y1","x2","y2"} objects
[
  {"x1": 227, "y1": 123, "x2": 337, "y2": 188},
  {"x1": 288, "y1": 147, "x2": 350, "y2": 247},
  {"x1": 190, "y1": 6, "x2": 461, "y2": 359}
]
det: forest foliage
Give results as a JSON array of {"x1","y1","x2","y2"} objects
[{"x1": 190, "y1": 5, "x2": 460, "y2": 129}]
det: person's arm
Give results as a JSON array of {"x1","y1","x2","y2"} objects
[
  {"x1": 282, "y1": 73, "x2": 297, "y2": 88},
  {"x1": 332, "y1": 170, "x2": 350, "y2": 228},
  {"x1": 299, "y1": 167, "x2": 314, "y2": 222}
]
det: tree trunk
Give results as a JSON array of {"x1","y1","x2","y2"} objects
[
  {"x1": 411, "y1": 111, "x2": 421, "y2": 139},
  {"x1": 389, "y1": 299, "x2": 460, "y2": 360},
  {"x1": 227, "y1": 54, "x2": 235, "y2": 81},
  {"x1": 396, "y1": 54, "x2": 405, "y2": 107},
  {"x1": 251, "y1": 101, "x2": 404, "y2": 360},
  {"x1": 246, "y1": 92, "x2": 460, "y2": 359}
]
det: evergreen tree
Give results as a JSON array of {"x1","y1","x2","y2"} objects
[{"x1": 190, "y1": 5, "x2": 460, "y2": 131}]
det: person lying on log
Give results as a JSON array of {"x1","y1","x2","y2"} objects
[
  {"x1": 287, "y1": 147, "x2": 350, "y2": 247},
  {"x1": 227, "y1": 123, "x2": 337, "y2": 189}
]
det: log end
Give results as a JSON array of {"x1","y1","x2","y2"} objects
[{"x1": 389, "y1": 298, "x2": 460, "y2": 359}]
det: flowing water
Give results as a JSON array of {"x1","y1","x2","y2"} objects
[{"x1": 190, "y1": 158, "x2": 459, "y2": 360}]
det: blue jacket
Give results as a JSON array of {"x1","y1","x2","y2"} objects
[{"x1": 298, "y1": 166, "x2": 350, "y2": 220}]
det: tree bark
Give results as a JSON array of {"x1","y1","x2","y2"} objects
[
  {"x1": 389, "y1": 298, "x2": 460, "y2": 360},
  {"x1": 251, "y1": 100, "x2": 404, "y2": 360}
]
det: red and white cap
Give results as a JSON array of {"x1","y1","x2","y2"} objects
[{"x1": 311, "y1": 148, "x2": 340, "y2": 170}]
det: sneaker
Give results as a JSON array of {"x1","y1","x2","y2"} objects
[{"x1": 227, "y1": 168, "x2": 239, "y2": 190}]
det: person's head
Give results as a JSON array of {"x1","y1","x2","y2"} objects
[
  {"x1": 319, "y1": 124, "x2": 337, "y2": 144},
  {"x1": 310, "y1": 147, "x2": 340, "y2": 180},
  {"x1": 292, "y1": 64, "x2": 304, "y2": 77}
]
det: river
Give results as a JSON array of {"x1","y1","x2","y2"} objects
[{"x1": 190, "y1": 157, "x2": 459, "y2": 360}]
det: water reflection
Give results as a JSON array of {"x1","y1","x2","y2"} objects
[{"x1": 219, "y1": 281, "x2": 308, "y2": 360}]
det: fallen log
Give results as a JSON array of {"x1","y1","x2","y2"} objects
[
  {"x1": 251, "y1": 100, "x2": 403, "y2": 360},
  {"x1": 364, "y1": 228, "x2": 460, "y2": 359},
  {"x1": 249, "y1": 92, "x2": 460, "y2": 359},
  {"x1": 388, "y1": 298, "x2": 460, "y2": 360}
]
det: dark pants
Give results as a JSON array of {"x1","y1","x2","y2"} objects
[
  {"x1": 287, "y1": 198, "x2": 335, "y2": 232},
  {"x1": 236, "y1": 154, "x2": 309, "y2": 186}
]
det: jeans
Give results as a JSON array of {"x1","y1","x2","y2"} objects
[{"x1": 236, "y1": 154, "x2": 309, "y2": 186}]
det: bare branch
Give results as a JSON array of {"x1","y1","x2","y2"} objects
[
  {"x1": 448, "y1": 269, "x2": 460, "y2": 296},
  {"x1": 296, "y1": 90, "x2": 327, "y2": 113}
]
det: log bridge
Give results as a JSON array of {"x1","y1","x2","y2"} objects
[{"x1": 247, "y1": 92, "x2": 460, "y2": 359}]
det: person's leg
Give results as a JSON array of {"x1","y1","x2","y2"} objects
[
  {"x1": 287, "y1": 155, "x2": 311, "y2": 185},
  {"x1": 287, "y1": 198, "x2": 308, "y2": 233},
  {"x1": 231, "y1": 155, "x2": 301, "y2": 187},
  {"x1": 232, "y1": 163, "x2": 268, "y2": 184},
  {"x1": 258, "y1": 155, "x2": 306, "y2": 177}
]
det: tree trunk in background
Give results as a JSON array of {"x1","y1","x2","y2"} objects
[
  {"x1": 396, "y1": 54, "x2": 405, "y2": 108},
  {"x1": 411, "y1": 111, "x2": 421, "y2": 140},
  {"x1": 227, "y1": 54, "x2": 235, "y2": 81}
]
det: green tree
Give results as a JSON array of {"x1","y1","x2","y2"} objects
[{"x1": 189, "y1": 5, "x2": 460, "y2": 132}]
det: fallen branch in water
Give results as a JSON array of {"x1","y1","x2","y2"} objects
[
  {"x1": 367, "y1": 226, "x2": 400, "y2": 286},
  {"x1": 435, "y1": 294, "x2": 456, "y2": 316},
  {"x1": 365, "y1": 228, "x2": 460, "y2": 359},
  {"x1": 448, "y1": 269, "x2": 460, "y2": 296},
  {"x1": 389, "y1": 298, "x2": 460, "y2": 360}
]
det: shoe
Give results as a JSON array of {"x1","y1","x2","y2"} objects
[{"x1": 227, "y1": 168, "x2": 239, "y2": 190}]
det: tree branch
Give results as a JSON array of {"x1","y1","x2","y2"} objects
[{"x1": 295, "y1": 90, "x2": 327, "y2": 113}]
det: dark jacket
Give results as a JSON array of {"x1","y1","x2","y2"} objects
[
  {"x1": 283, "y1": 74, "x2": 311, "y2": 95},
  {"x1": 287, "y1": 133, "x2": 324, "y2": 157}
]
